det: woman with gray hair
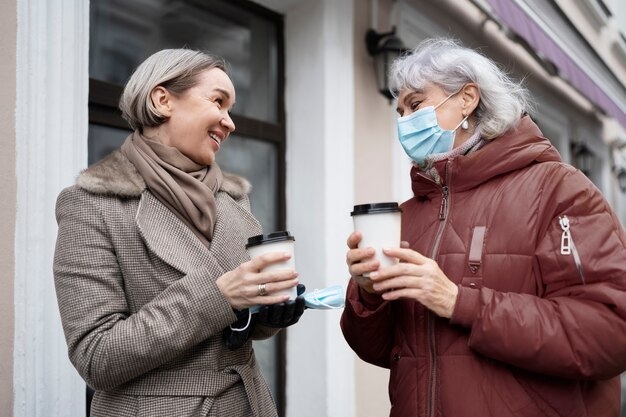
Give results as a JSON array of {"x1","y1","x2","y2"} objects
[
  {"x1": 342, "y1": 38, "x2": 626, "y2": 416},
  {"x1": 53, "y1": 49, "x2": 304, "y2": 417}
]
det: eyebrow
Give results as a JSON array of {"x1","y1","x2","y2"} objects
[
  {"x1": 396, "y1": 90, "x2": 423, "y2": 114},
  {"x1": 214, "y1": 88, "x2": 231, "y2": 100}
]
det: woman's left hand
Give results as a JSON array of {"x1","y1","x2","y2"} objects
[{"x1": 369, "y1": 247, "x2": 459, "y2": 318}]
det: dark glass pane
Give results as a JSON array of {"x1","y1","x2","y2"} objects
[
  {"x1": 217, "y1": 134, "x2": 279, "y2": 233},
  {"x1": 89, "y1": 0, "x2": 278, "y2": 123},
  {"x1": 88, "y1": 124, "x2": 131, "y2": 165}
]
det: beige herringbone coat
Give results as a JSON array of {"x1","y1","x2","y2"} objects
[{"x1": 53, "y1": 150, "x2": 279, "y2": 417}]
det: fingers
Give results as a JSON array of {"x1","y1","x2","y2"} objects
[
  {"x1": 255, "y1": 278, "x2": 299, "y2": 297},
  {"x1": 346, "y1": 246, "x2": 376, "y2": 264},
  {"x1": 369, "y1": 261, "x2": 426, "y2": 282},
  {"x1": 282, "y1": 301, "x2": 296, "y2": 322},
  {"x1": 296, "y1": 283, "x2": 306, "y2": 296},
  {"x1": 382, "y1": 247, "x2": 430, "y2": 265},
  {"x1": 380, "y1": 287, "x2": 421, "y2": 302},
  {"x1": 372, "y1": 275, "x2": 419, "y2": 292},
  {"x1": 347, "y1": 231, "x2": 362, "y2": 249},
  {"x1": 247, "y1": 251, "x2": 292, "y2": 271},
  {"x1": 400, "y1": 240, "x2": 410, "y2": 249},
  {"x1": 255, "y1": 294, "x2": 292, "y2": 306},
  {"x1": 349, "y1": 259, "x2": 380, "y2": 277},
  {"x1": 254, "y1": 269, "x2": 298, "y2": 285},
  {"x1": 258, "y1": 299, "x2": 305, "y2": 328}
]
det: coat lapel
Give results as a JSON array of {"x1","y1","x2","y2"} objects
[
  {"x1": 136, "y1": 191, "x2": 262, "y2": 277},
  {"x1": 211, "y1": 193, "x2": 263, "y2": 273}
]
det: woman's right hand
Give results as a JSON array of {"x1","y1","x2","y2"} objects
[
  {"x1": 216, "y1": 252, "x2": 299, "y2": 310},
  {"x1": 346, "y1": 231, "x2": 380, "y2": 294}
]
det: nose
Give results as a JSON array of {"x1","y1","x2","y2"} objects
[{"x1": 221, "y1": 112, "x2": 236, "y2": 133}]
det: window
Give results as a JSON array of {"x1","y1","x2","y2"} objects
[{"x1": 88, "y1": 0, "x2": 286, "y2": 413}]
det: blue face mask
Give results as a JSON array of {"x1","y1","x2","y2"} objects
[
  {"x1": 397, "y1": 92, "x2": 468, "y2": 165},
  {"x1": 247, "y1": 284, "x2": 345, "y2": 315},
  {"x1": 303, "y1": 285, "x2": 345, "y2": 310}
]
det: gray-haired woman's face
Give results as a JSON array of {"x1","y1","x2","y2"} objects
[
  {"x1": 396, "y1": 83, "x2": 464, "y2": 131},
  {"x1": 151, "y1": 68, "x2": 236, "y2": 165}
]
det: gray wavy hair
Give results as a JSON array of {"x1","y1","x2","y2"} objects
[
  {"x1": 390, "y1": 38, "x2": 533, "y2": 139},
  {"x1": 119, "y1": 49, "x2": 227, "y2": 131}
]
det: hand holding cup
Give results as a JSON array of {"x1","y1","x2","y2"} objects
[
  {"x1": 217, "y1": 240, "x2": 299, "y2": 310},
  {"x1": 346, "y1": 202, "x2": 402, "y2": 293}
]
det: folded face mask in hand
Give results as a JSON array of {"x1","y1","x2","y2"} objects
[
  {"x1": 248, "y1": 284, "x2": 344, "y2": 314},
  {"x1": 303, "y1": 284, "x2": 345, "y2": 310}
]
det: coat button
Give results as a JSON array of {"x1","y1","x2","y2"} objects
[
  {"x1": 393, "y1": 353, "x2": 400, "y2": 362},
  {"x1": 469, "y1": 282, "x2": 476, "y2": 288}
]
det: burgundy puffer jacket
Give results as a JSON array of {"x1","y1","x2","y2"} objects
[{"x1": 341, "y1": 116, "x2": 626, "y2": 417}]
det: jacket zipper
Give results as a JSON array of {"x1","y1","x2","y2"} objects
[
  {"x1": 559, "y1": 215, "x2": 585, "y2": 284},
  {"x1": 427, "y1": 160, "x2": 451, "y2": 417}
]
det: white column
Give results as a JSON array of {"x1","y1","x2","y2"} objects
[
  {"x1": 284, "y1": 0, "x2": 356, "y2": 416},
  {"x1": 14, "y1": 0, "x2": 89, "y2": 416}
]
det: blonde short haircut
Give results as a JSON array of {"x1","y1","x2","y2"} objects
[{"x1": 119, "y1": 49, "x2": 226, "y2": 131}]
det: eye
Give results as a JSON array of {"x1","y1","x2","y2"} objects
[
  {"x1": 214, "y1": 97, "x2": 223, "y2": 107},
  {"x1": 409, "y1": 101, "x2": 422, "y2": 111}
]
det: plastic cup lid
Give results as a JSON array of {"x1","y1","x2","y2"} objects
[
  {"x1": 350, "y1": 202, "x2": 402, "y2": 216},
  {"x1": 246, "y1": 231, "x2": 295, "y2": 248}
]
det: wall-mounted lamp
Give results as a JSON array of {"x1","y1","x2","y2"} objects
[
  {"x1": 571, "y1": 142, "x2": 594, "y2": 176},
  {"x1": 365, "y1": 27, "x2": 406, "y2": 100}
]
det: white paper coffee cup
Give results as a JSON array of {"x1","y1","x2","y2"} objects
[
  {"x1": 246, "y1": 231, "x2": 297, "y2": 300},
  {"x1": 351, "y1": 202, "x2": 402, "y2": 276}
]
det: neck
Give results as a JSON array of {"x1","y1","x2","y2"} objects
[{"x1": 142, "y1": 125, "x2": 171, "y2": 146}]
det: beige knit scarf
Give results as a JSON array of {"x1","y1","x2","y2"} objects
[{"x1": 121, "y1": 131, "x2": 223, "y2": 246}]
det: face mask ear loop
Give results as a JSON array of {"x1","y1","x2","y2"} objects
[
  {"x1": 313, "y1": 288, "x2": 343, "y2": 309},
  {"x1": 229, "y1": 309, "x2": 252, "y2": 332},
  {"x1": 433, "y1": 88, "x2": 462, "y2": 110}
]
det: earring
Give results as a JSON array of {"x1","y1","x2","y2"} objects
[{"x1": 461, "y1": 118, "x2": 469, "y2": 130}]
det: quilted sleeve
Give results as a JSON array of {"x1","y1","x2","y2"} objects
[{"x1": 340, "y1": 278, "x2": 394, "y2": 368}]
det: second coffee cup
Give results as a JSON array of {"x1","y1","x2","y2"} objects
[
  {"x1": 246, "y1": 231, "x2": 297, "y2": 300},
  {"x1": 351, "y1": 202, "x2": 402, "y2": 276}
]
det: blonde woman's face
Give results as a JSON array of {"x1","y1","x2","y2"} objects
[{"x1": 157, "y1": 68, "x2": 236, "y2": 165}]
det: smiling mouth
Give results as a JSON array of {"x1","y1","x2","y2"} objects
[{"x1": 209, "y1": 132, "x2": 222, "y2": 147}]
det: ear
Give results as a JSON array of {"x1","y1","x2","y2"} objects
[
  {"x1": 150, "y1": 86, "x2": 174, "y2": 118},
  {"x1": 460, "y1": 83, "x2": 480, "y2": 116}
]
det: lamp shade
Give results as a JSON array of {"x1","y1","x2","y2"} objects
[
  {"x1": 366, "y1": 29, "x2": 407, "y2": 100},
  {"x1": 571, "y1": 142, "x2": 594, "y2": 176}
]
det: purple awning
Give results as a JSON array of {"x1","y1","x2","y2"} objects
[{"x1": 487, "y1": 0, "x2": 626, "y2": 129}]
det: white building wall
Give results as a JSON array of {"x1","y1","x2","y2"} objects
[
  {"x1": 14, "y1": 0, "x2": 88, "y2": 416},
  {"x1": 283, "y1": 0, "x2": 356, "y2": 416}
]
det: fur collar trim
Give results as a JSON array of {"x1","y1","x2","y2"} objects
[{"x1": 76, "y1": 150, "x2": 252, "y2": 199}]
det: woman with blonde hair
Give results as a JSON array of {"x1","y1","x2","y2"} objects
[{"x1": 54, "y1": 49, "x2": 304, "y2": 416}]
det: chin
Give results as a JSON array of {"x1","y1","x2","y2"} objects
[
  {"x1": 200, "y1": 153, "x2": 216, "y2": 166},
  {"x1": 188, "y1": 150, "x2": 215, "y2": 166}
]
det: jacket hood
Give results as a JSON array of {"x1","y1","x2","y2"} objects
[
  {"x1": 411, "y1": 116, "x2": 562, "y2": 197},
  {"x1": 76, "y1": 149, "x2": 252, "y2": 199}
]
